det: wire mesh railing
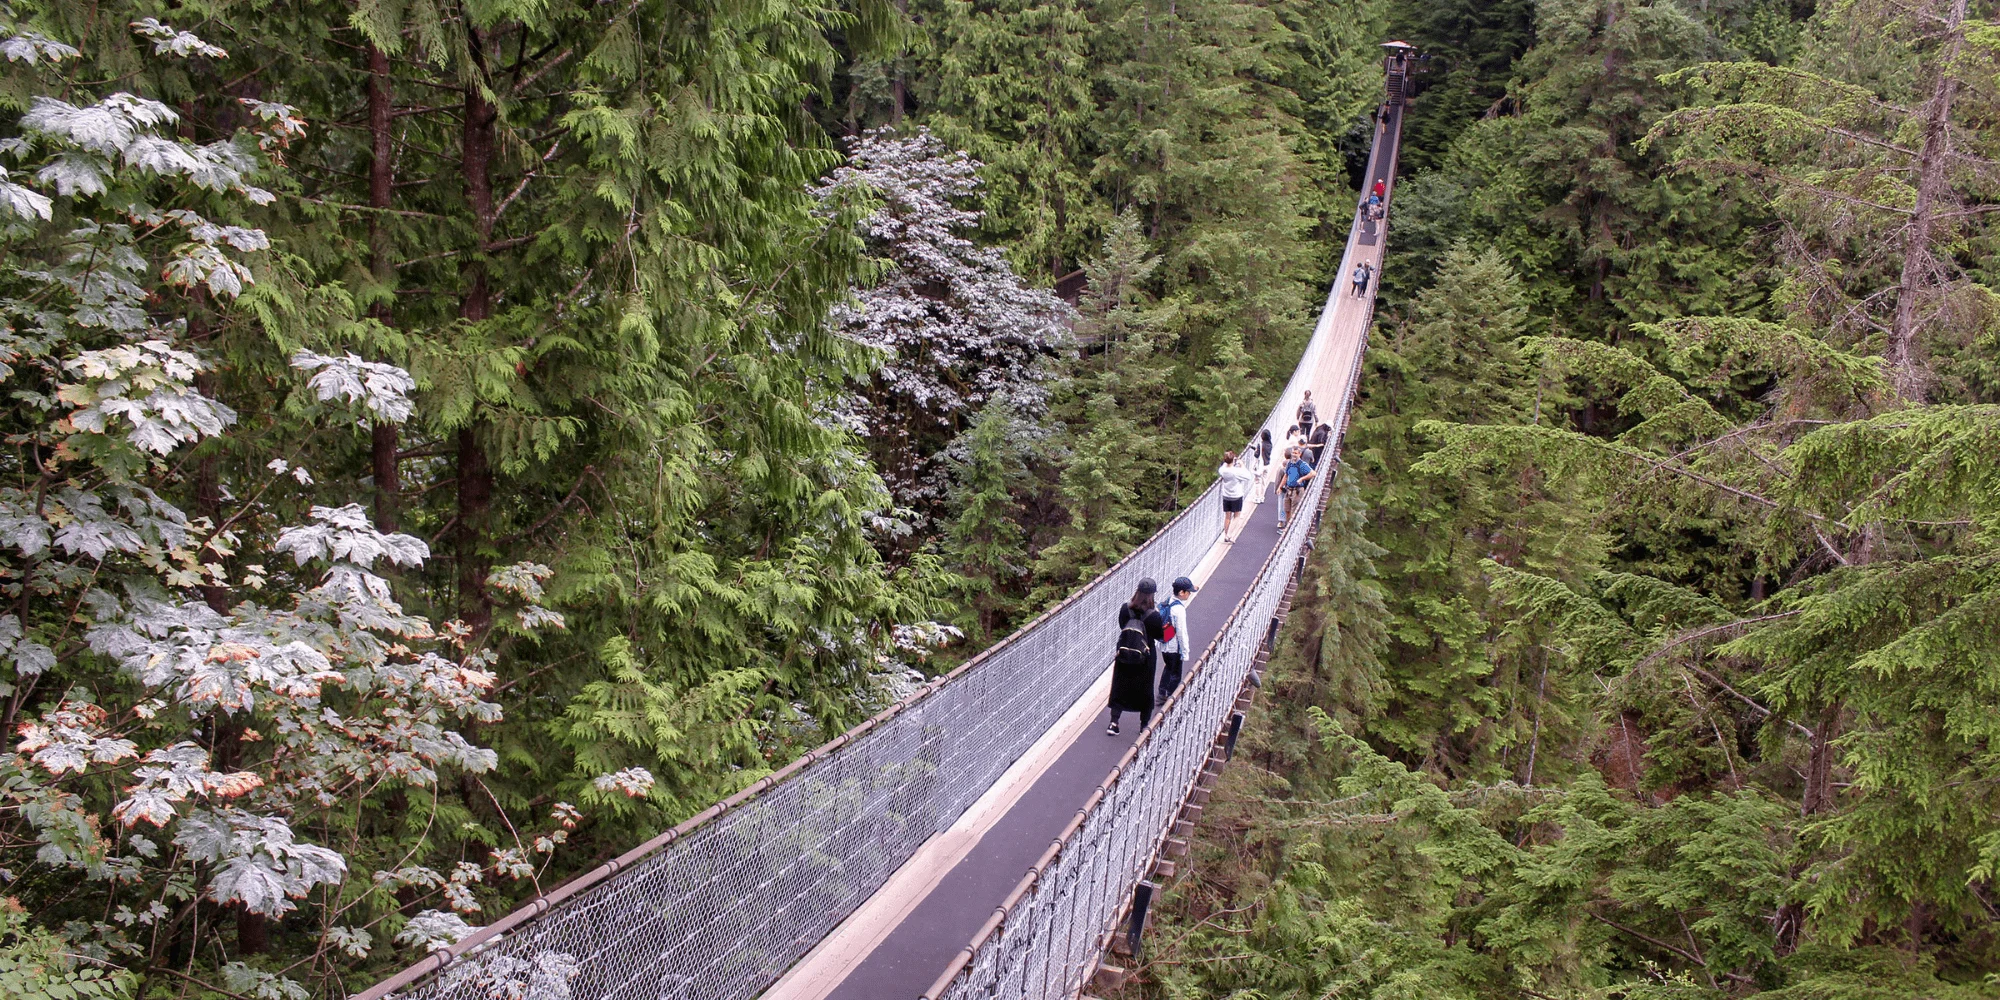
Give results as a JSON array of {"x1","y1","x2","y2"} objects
[
  {"x1": 360, "y1": 75, "x2": 1399, "y2": 1000},
  {"x1": 357, "y1": 307, "x2": 1366, "y2": 1000},
  {"x1": 919, "y1": 304, "x2": 1376, "y2": 1000},
  {"x1": 915, "y1": 100, "x2": 1400, "y2": 1000},
  {"x1": 360, "y1": 489, "x2": 1227, "y2": 1000}
]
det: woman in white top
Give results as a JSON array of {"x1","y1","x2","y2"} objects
[{"x1": 1217, "y1": 451, "x2": 1256, "y2": 542}]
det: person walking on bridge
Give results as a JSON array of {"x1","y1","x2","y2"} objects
[
  {"x1": 1308, "y1": 421, "x2": 1332, "y2": 469},
  {"x1": 1109, "y1": 578, "x2": 1166, "y2": 735},
  {"x1": 1278, "y1": 446, "x2": 1317, "y2": 529},
  {"x1": 1296, "y1": 391, "x2": 1317, "y2": 432},
  {"x1": 1217, "y1": 450, "x2": 1255, "y2": 542},
  {"x1": 1351, "y1": 261, "x2": 1374, "y2": 296},
  {"x1": 1253, "y1": 428, "x2": 1273, "y2": 502},
  {"x1": 1157, "y1": 576, "x2": 1197, "y2": 703},
  {"x1": 1282, "y1": 424, "x2": 1307, "y2": 492}
]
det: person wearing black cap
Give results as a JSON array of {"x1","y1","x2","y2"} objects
[
  {"x1": 1109, "y1": 578, "x2": 1167, "y2": 735},
  {"x1": 1157, "y1": 576, "x2": 1198, "y2": 703}
]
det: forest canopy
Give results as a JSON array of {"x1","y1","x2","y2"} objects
[
  {"x1": 0, "y1": 0, "x2": 1364, "y2": 995},
  {"x1": 1134, "y1": 1, "x2": 2000, "y2": 998},
  {"x1": 0, "y1": 0, "x2": 1994, "y2": 998}
]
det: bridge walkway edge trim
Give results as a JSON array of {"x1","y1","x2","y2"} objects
[
  {"x1": 916, "y1": 89, "x2": 1404, "y2": 1000},
  {"x1": 354, "y1": 476, "x2": 1231, "y2": 1000}
]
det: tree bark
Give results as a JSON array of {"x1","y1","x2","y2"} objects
[
  {"x1": 1774, "y1": 699, "x2": 1844, "y2": 955},
  {"x1": 457, "y1": 47, "x2": 498, "y2": 635},
  {"x1": 369, "y1": 44, "x2": 401, "y2": 532},
  {"x1": 1887, "y1": 0, "x2": 1966, "y2": 403},
  {"x1": 890, "y1": 0, "x2": 908, "y2": 123}
]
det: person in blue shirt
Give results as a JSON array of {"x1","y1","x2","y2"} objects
[{"x1": 1279, "y1": 446, "x2": 1317, "y2": 528}]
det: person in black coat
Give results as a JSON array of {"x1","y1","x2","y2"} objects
[{"x1": 1108, "y1": 578, "x2": 1167, "y2": 735}]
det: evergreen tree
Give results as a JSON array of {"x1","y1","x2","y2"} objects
[
  {"x1": 1185, "y1": 334, "x2": 1268, "y2": 470},
  {"x1": 817, "y1": 127, "x2": 1074, "y2": 510},
  {"x1": 942, "y1": 398, "x2": 1031, "y2": 636},
  {"x1": 1647, "y1": 0, "x2": 2000, "y2": 402},
  {"x1": 1091, "y1": 0, "x2": 1329, "y2": 364},
  {"x1": 1347, "y1": 240, "x2": 1592, "y2": 777},
  {"x1": 910, "y1": 0, "x2": 1099, "y2": 274},
  {"x1": 0, "y1": 0, "x2": 954, "y2": 989},
  {"x1": 1403, "y1": 0, "x2": 1769, "y2": 340},
  {"x1": 1030, "y1": 391, "x2": 1151, "y2": 596}
]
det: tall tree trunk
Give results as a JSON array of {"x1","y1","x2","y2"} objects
[
  {"x1": 1774, "y1": 700, "x2": 1844, "y2": 955},
  {"x1": 1887, "y1": 0, "x2": 1966, "y2": 403},
  {"x1": 457, "y1": 53, "x2": 498, "y2": 635},
  {"x1": 890, "y1": 0, "x2": 908, "y2": 123},
  {"x1": 369, "y1": 44, "x2": 401, "y2": 532}
]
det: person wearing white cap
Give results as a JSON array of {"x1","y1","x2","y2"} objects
[{"x1": 1157, "y1": 576, "x2": 1197, "y2": 703}]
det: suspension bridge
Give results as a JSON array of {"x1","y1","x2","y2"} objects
[{"x1": 355, "y1": 42, "x2": 1415, "y2": 1000}]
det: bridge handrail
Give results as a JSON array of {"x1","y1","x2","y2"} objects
[
  {"x1": 359, "y1": 95, "x2": 1391, "y2": 1000},
  {"x1": 917, "y1": 102, "x2": 1400, "y2": 1000},
  {"x1": 357, "y1": 293, "x2": 1325, "y2": 1000}
]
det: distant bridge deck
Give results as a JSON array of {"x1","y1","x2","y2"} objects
[
  {"x1": 356, "y1": 52, "x2": 1409, "y2": 1000},
  {"x1": 771, "y1": 97, "x2": 1403, "y2": 1000}
]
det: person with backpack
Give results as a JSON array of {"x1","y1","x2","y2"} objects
[
  {"x1": 1279, "y1": 446, "x2": 1317, "y2": 529},
  {"x1": 1109, "y1": 578, "x2": 1167, "y2": 735},
  {"x1": 1282, "y1": 424, "x2": 1307, "y2": 491},
  {"x1": 1351, "y1": 261, "x2": 1374, "y2": 296},
  {"x1": 1296, "y1": 391, "x2": 1317, "y2": 431},
  {"x1": 1217, "y1": 450, "x2": 1256, "y2": 542},
  {"x1": 1157, "y1": 576, "x2": 1197, "y2": 703}
]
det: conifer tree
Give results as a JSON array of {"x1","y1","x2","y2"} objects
[
  {"x1": 1091, "y1": 0, "x2": 1329, "y2": 362},
  {"x1": 1647, "y1": 0, "x2": 2000, "y2": 402},
  {"x1": 1349, "y1": 241, "x2": 1589, "y2": 776},
  {"x1": 818, "y1": 128, "x2": 1074, "y2": 510},
  {"x1": 910, "y1": 0, "x2": 1099, "y2": 274},
  {"x1": 1185, "y1": 334, "x2": 1267, "y2": 469},
  {"x1": 943, "y1": 398, "x2": 1031, "y2": 636},
  {"x1": 1030, "y1": 391, "x2": 1151, "y2": 596}
]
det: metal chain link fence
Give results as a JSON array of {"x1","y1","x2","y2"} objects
[
  {"x1": 362, "y1": 101, "x2": 1392, "y2": 1000},
  {"x1": 923, "y1": 275, "x2": 1374, "y2": 1000},
  {"x1": 916, "y1": 107, "x2": 1394, "y2": 1000}
]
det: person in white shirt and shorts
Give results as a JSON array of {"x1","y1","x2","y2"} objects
[{"x1": 1217, "y1": 451, "x2": 1255, "y2": 542}]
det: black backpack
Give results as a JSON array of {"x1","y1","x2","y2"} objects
[{"x1": 1115, "y1": 614, "x2": 1151, "y2": 666}]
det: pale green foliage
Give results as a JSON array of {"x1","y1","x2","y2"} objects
[
  {"x1": 0, "y1": 14, "x2": 558, "y2": 998},
  {"x1": 0, "y1": 899, "x2": 131, "y2": 1000}
]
